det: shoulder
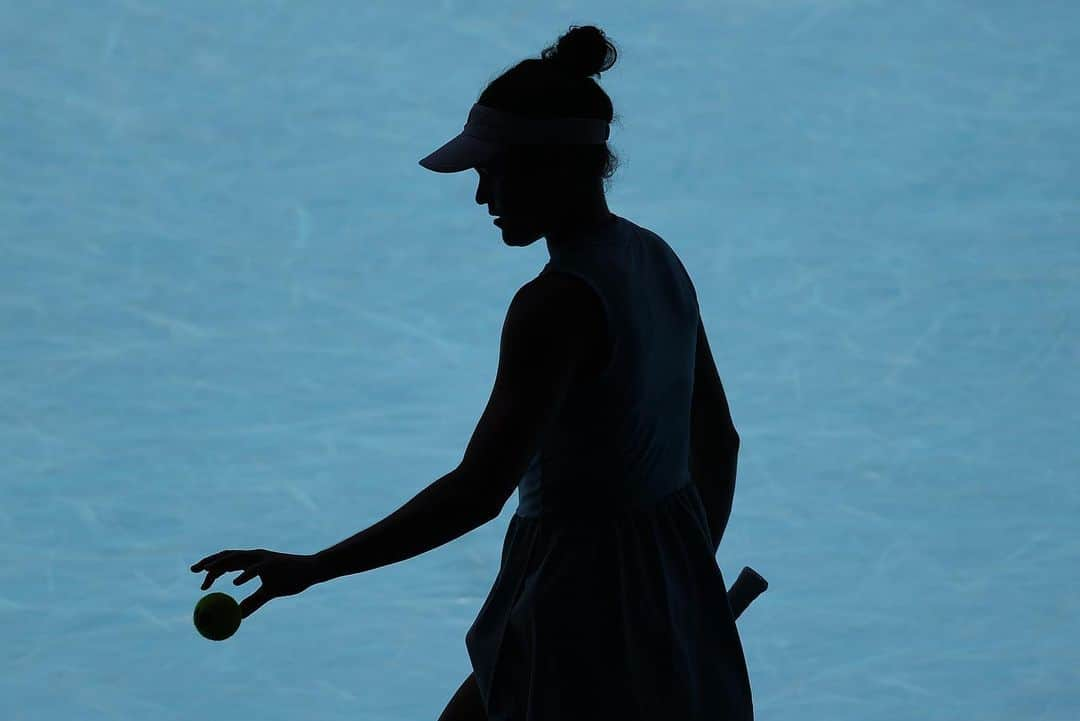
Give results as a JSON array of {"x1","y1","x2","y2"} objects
[{"x1": 516, "y1": 271, "x2": 604, "y2": 336}]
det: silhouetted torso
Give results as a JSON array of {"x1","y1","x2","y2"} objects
[{"x1": 465, "y1": 213, "x2": 754, "y2": 721}]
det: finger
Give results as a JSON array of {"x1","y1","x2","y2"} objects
[
  {"x1": 191, "y1": 550, "x2": 235, "y2": 572},
  {"x1": 239, "y1": 587, "x2": 269, "y2": 619},
  {"x1": 191, "y1": 551, "x2": 229, "y2": 572},
  {"x1": 200, "y1": 557, "x2": 242, "y2": 590},
  {"x1": 201, "y1": 571, "x2": 223, "y2": 591},
  {"x1": 199, "y1": 550, "x2": 253, "y2": 578},
  {"x1": 233, "y1": 563, "x2": 262, "y2": 586}
]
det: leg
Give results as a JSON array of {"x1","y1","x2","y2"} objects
[{"x1": 436, "y1": 671, "x2": 486, "y2": 721}]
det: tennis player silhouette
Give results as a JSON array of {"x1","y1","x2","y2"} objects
[
  {"x1": 191, "y1": 23, "x2": 759, "y2": 721},
  {"x1": 419, "y1": 25, "x2": 756, "y2": 721}
]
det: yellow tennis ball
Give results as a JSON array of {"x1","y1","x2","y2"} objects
[{"x1": 194, "y1": 592, "x2": 242, "y2": 641}]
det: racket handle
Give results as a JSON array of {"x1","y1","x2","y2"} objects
[{"x1": 726, "y1": 566, "x2": 768, "y2": 620}]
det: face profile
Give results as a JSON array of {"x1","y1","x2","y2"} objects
[
  {"x1": 475, "y1": 148, "x2": 612, "y2": 249},
  {"x1": 475, "y1": 150, "x2": 550, "y2": 247}
]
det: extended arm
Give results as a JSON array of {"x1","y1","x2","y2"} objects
[
  {"x1": 311, "y1": 274, "x2": 589, "y2": 585},
  {"x1": 311, "y1": 466, "x2": 494, "y2": 585}
]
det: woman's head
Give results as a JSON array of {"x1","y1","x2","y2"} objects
[
  {"x1": 474, "y1": 25, "x2": 622, "y2": 247},
  {"x1": 478, "y1": 25, "x2": 620, "y2": 189}
]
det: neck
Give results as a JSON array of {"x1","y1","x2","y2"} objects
[
  {"x1": 543, "y1": 186, "x2": 613, "y2": 247},
  {"x1": 545, "y1": 214, "x2": 614, "y2": 260}
]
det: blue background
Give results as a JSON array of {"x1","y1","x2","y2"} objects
[{"x1": 3, "y1": 2, "x2": 1077, "y2": 719}]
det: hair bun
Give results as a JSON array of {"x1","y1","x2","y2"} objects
[{"x1": 541, "y1": 25, "x2": 617, "y2": 78}]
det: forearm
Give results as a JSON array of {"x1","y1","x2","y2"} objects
[
  {"x1": 311, "y1": 466, "x2": 494, "y2": 585},
  {"x1": 690, "y1": 442, "x2": 739, "y2": 554}
]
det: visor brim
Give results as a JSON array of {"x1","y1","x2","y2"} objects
[{"x1": 418, "y1": 133, "x2": 499, "y2": 173}]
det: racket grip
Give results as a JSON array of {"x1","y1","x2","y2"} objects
[{"x1": 726, "y1": 566, "x2": 768, "y2": 621}]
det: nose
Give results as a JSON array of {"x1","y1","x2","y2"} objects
[
  {"x1": 476, "y1": 165, "x2": 514, "y2": 219},
  {"x1": 476, "y1": 175, "x2": 499, "y2": 215},
  {"x1": 475, "y1": 177, "x2": 488, "y2": 210}
]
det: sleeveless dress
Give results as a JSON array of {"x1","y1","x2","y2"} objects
[{"x1": 465, "y1": 214, "x2": 754, "y2": 721}]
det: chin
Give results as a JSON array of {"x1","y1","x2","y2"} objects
[
  {"x1": 497, "y1": 218, "x2": 544, "y2": 246},
  {"x1": 503, "y1": 234, "x2": 543, "y2": 247}
]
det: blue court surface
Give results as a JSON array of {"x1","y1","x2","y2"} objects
[{"x1": 3, "y1": 2, "x2": 1077, "y2": 720}]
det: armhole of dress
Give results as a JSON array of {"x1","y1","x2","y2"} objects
[{"x1": 543, "y1": 268, "x2": 613, "y2": 381}]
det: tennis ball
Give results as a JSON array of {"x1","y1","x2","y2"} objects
[{"x1": 194, "y1": 592, "x2": 242, "y2": 641}]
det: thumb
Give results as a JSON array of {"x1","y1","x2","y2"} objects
[{"x1": 240, "y1": 586, "x2": 270, "y2": 619}]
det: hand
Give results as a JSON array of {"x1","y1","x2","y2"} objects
[{"x1": 190, "y1": 549, "x2": 319, "y2": 619}]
